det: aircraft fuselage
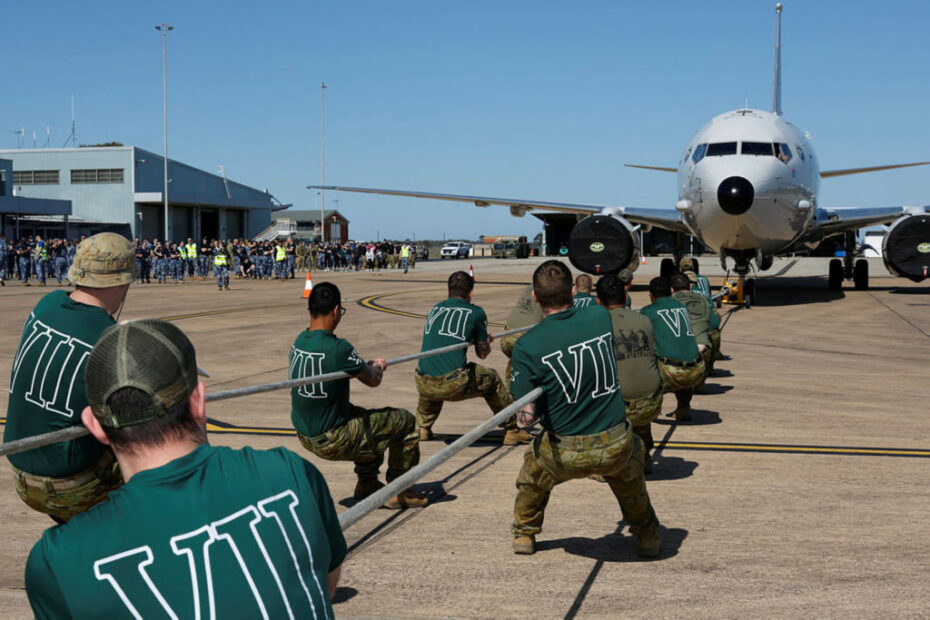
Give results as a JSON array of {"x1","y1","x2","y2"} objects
[{"x1": 675, "y1": 108, "x2": 819, "y2": 259}]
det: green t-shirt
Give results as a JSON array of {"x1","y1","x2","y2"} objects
[
  {"x1": 640, "y1": 296, "x2": 700, "y2": 363},
  {"x1": 672, "y1": 290, "x2": 713, "y2": 347},
  {"x1": 606, "y1": 307, "x2": 662, "y2": 400},
  {"x1": 572, "y1": 292, "x2": 595, "y2": 308},
  {"x1": 4, "y1": 291, "x2": 114, "y2": 476},
  {"x1": 290, "y1": 329, "x2": 367, "y2": 438},
  {"x1": 692, "y1": 274, "x2": 713, "y2": 303},
  {"x1": 510, "y1": 305, "x2": 625, "y2": 436},
  {"x1": 26, "y1": 444, "x2": 346, "y2": 620},
  {"x1": 417, "y1": 297, "x2": 488, "y2": 377}
]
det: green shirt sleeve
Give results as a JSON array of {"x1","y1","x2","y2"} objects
[
  {"x1": 509, "y1": 341, "x2": 536, "y2": 401},
  {"x1": 336, "y1": 338, "x2": 368, "y2": 377},
  {"x1": 26, "y1": 537, "x2": 70, "y2": 620},
  {"x1": 300, "y1": 456, "x2": 347, "y2": 571},
  {"x1": 472, "y1": 307, "x2": 489, "y2": 343}
]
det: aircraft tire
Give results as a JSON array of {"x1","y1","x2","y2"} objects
[
  {"x1": 660, "y1": 258, "x2": 675, "y2": 279},
  {"x1": 828, "y1": 259, "x2": 843, "y2": 291},
  {"x1": 745, "y1": 279, "x2": 755, "y2": 308},
  {"x1": 854, "y1": 259, "x2": 869, "y2": 290}
]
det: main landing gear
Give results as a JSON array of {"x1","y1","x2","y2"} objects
[{"x1": 828, "y1": 231, "x2": 869, "y2": 291}]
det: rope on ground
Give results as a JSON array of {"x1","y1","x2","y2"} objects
[
  {"x1": 0, "y1": 325, "x2": 533, "y2": 459},
  {"x1": 338, "y1": 387, "x2": 542, "y2": 530}
]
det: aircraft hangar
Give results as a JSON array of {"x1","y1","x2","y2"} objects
[{"x1": 0, "y1": 146, "x2": 287, "y2": 241}]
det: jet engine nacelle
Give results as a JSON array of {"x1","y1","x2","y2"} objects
[
  {"x1": 568, "y1": 214, "x2": 641, "y2": 275},
  {"x1": 882, "y1": 213, "x2": 930, "y2": 282}
]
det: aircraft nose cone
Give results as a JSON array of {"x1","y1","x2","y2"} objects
[{"x1": 717, "y1": 176, "x2": 754, "y2": 215}]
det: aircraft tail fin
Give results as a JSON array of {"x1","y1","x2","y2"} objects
[{"x1": 772, "y1": 3, "x2": 784, "y2": 115}]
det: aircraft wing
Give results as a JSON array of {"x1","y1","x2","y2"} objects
[
  {"x1": 812, "y1": 205, "x2": 930, "y2": 237},
  {"x1": 308, "y1": 185, "x2": 689, "y2": 232}
]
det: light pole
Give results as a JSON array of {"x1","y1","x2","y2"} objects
[
  {"x1": 156, "y1": 23, "x2": 174, "y2": 241},
  {"x1": 320, "y1": 81, "x2": 327, "y2": 243}
]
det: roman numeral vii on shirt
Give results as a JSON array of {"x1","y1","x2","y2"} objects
[{"x1": 541, "y1": 333, "x2": 618, "y2": 404}]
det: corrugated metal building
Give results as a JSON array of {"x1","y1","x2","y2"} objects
[
  {"x1": 0, "y1": 158, "x2": 73, "y2": 239},
  {"x1": 0, "y1": 146, "x2": 285, "y2": 241}
]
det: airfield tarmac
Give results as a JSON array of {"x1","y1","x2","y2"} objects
[{"x1": 0, "y1": 256, "x2": 928, "y2": 618}]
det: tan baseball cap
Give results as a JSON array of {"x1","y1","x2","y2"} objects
[{"x1": 68, "y1": 233, "x2": 137, "y2": 288}]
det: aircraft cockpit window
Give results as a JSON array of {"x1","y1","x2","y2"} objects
[
  {"x1": 741, "y1": 142, "x2": 774, "y2": 156},
  {"x1": 691, "y1": 143, "x2": 707, "y2": 164},
  {"x1": 776, "y1": 143, "x2": 792, "y2": 162},
  {"x1": 706, "y1": 142, "x2": 737, "y2": 156}
]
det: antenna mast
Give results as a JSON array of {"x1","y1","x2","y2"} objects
[
  {"x1": 63, "y1": 95, "x2": 77, "y2": 147},
  {"x1": 772, "y1": 4, "x2": 783, "y2": 115}
]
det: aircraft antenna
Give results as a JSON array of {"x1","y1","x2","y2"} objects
[{"x1": 772, "y1": 3, "x2": 783, "y2": 115}]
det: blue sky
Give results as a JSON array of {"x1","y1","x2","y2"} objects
[{"x1": 3, "y1": 0, "x2": 928, "y2": 241}]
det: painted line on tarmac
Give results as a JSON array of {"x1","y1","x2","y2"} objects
[
  {"x1": 660, "y1": 440, "x2": 930, "y2": 458},
  {"x1": 358, "y1": 291, "x2": 506, "y2": 327},
  {"x1": 157, "y1": 302, "x2": 302, "y2": 322},
  {"x1": 5, "y1": 415, "x2": 926, "y2": 458}
]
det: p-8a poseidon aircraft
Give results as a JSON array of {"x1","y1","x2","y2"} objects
[{"x1": 311, "y1": 4, "x2": 930, "y2": 302}]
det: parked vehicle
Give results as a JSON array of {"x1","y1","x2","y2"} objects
[
  {"x1": 440, "y1": 241, "x2": 471, "y2": 259},
  {"x1": 491, "y1": 235, "x2": 530, "y2": 258}
]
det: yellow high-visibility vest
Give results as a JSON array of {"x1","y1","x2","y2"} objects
[
  {"x1": 400, "y1": 245, "x2": 411, "y2": 258},
  {"x1": 178, "y1": 246, "x2": 188, "y2": 259},
  {"x1": 214, "y1": 252, "x2": 228, "y2": 266},
  {"x1": 187, "y1": 243, "x2": 198, "y2": 258},
  {"x1": 276, "y1": 246, "x2": 287, "y2": 261}
]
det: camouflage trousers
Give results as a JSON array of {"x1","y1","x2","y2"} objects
[
  {"x1": 658, "y1": 357, "x2": 706, "y2": 392},
  {"x1": 512, "y1": 421, "x2": 659, "y2": 538},
  {"x1": 415, "y1": 363, "x2": 516, "y2": 431},
  {"x1": 709, "y1": 329, "x2": 721, "y2": 371},
  {"x1": 660, "y1": 356, "x2": 706, "y2": 410},
  {"x1": 12, "y1": 449, "x2": 122, "y2": 523},
  {"x1": 298, "y1": 405, "x2": 420, "y2": 482},
  {"x1": 625, "y1": 389, "x2": 664, "y2": 453}
]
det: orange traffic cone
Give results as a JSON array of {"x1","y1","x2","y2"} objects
[
  {"x1": 469, "y1": 264, "x2": 475, "y2": 280},
  {"x1": 640, "y1": 253, "x2": 647, "y2": 265},
  {"x1": 301, "y1": 272, "x2": 313, "y2": 298}
]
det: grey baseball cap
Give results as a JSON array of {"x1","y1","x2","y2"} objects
[{"x1": 86, "y1": 319, "x2": 203, "y2": 429}]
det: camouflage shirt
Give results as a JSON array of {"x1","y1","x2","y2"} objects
[
  {"x1": 605, "y1": 307, "x2": 662, "y2": 400},
  {"x1": 672, "y1": 290, "x2": 713, "y2": 347},
  {"x1": 501, "y1": 284, "x2": 543, "y2": 358}
]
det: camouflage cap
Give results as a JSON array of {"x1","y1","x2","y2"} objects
[
  {"x1": 679, "y1": 257, "x2": 695, "y2": 272},
  {"x1": 86, "y1": 319, "x2": 201, "y2": 429},
  {"x1": 617, "y1": 269, "x2": 634, "y2": 285},
  {"x1": 68, "y1": 232, "x2": 137, "y2": 288}
]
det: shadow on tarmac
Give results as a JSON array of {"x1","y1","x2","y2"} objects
[
  {"x1": 647, "y1": 455, "x2": 698, "y2": 481},
  {"x1": 555, "y1": 523, "x2": 689, "y2": 619},
  {"x1": 655, "y1": 409, "x2": 722, "y2": 426},
  {"x1": 889, "y1": 286, "x2": 930, "y2": 295},
  {"x1": 332, "y1": 587, "x2": 359, "y2": 605},
  {"x1": 750, "y1": 276, "x2": 845, "y2": 307}
]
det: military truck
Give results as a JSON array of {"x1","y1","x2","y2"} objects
[{"x1": 490, "y1": 235, "x2": 530, "y2": 259}]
